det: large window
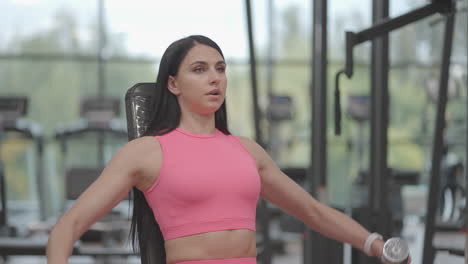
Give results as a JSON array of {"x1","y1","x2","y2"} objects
[
  {"x1": 0, "y1": 1, "x2": 251, "y2": 219},
  {"x1": 0, "y1": 0, "x2": 466, "y2": 224}
]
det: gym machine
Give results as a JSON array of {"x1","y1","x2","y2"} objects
[
  {"x1": 0, "y1": 96, "x2": 45, "y2": 236},
  {"x1": 334, "y1": 0, "x2": 461, "y2": 263},
  {"x1": 54, "y1": 96, "x2": 128, "y2": 244},
  {"x1": 0, "y1": 96, "x2": 134, "y2": 261}
]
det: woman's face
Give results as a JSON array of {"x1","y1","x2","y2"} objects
[{"x1": 168, "y1": 44, "x2": 227, "y2": 115}]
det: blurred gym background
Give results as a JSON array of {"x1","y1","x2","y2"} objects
[{"x1": 0, "y1": 0, "x2": 466, "y2": 263}]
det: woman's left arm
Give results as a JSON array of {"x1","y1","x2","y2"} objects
[{"x1": 238, "y1": 137, "x2": 384, "y2": 257}]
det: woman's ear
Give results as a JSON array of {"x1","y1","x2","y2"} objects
[{"x1": 167, "y1": 76, "x2": 181, "y2": 95}]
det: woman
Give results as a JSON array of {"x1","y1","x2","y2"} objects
[{"x1": 47, "y1": 35, "x2": 394, "y2": 264}]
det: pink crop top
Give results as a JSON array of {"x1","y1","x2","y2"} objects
[{"x1": 143, "y1": 128, "x2": 261, "y2": 241}]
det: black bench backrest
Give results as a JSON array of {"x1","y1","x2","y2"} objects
[{"x1": 124, "y1": 83, "x2": 156, "y2": 141}]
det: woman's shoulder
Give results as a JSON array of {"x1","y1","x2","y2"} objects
[
  {"x1": 233, "y1": 135, "x2": 261, "y2": 151},
  {"x1": 117, "y1": 136, "x2": 162, "y2": 163},
  {"x1": 119, "y1": 136, "x2": 162, "y2": 190},
  {"x1": 125, "y1": 134, "x2": 160, "y2": 147},
  {"x1": 230, "y1": 135, "x2": 266, "y2": 165},
  {"x1": 128, "y1": 135, "x2": 161, "y2": 148}
]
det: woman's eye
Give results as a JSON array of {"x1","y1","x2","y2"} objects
[
  {"x1": 194, "y1": 67, "x2": 205, "y2": 72},
  {"x1": 217, "y1": 67, "x2": 226, "y2": 73}
]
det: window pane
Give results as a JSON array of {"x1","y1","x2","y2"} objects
[
  {"x1": 0, "y1": 60, "x2": 98, "y2": 216},
  {"x1": 247, "y1": 0, "x2": 312, "y2": 63},
  {"x1": 1, "y1": 0, "x2": 97, "y2": 55},
  {"x1": 105, "y1": 0, "x2": 248, "y2": 59},
  {"x1": 329, "y1": 0, "x2": 372, "y2": 62},
  {"x1": 390, "y1": 0, "x2": 429, "y2": 17},
  {"x1": 0, "y1": 60, "x2": 98, "y2": 134},
  {"x1": 225, "y1": 64, "x2": 255, "y2": 139},
  {"x1": 264, "y1": 64, "x2": 310, "y2": 168},
  {"x1": 105, "y1": 61, "x2": 157, "y2": 100}
]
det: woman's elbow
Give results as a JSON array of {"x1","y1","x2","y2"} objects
[
  {"x1": 51, "y1": 213, "x2": 81, "y2": 241},
  {"x1": 47, "y1": 215, "x2": 80, "y2": 262}
]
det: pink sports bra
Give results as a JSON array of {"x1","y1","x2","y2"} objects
[{"x1": 143, "y1": 128, "x2": 261, "y2": 241}]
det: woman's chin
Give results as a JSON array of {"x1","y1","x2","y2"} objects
[
  {"x1": 198, "y1": 104, "x2": 223, "y2": 115},
  {"x1": 201, "y1": 108, "x2": 220, "y2": 115}
]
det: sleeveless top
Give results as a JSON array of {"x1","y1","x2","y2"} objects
[{"x1": 143, "y1": 128, "x2": 261, "y2": 240}]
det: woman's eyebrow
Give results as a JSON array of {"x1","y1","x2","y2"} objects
[
  {"x1": 190, "y1": 61, "x2": 208, "y2": 66},
  {"x1": 190, "y1": 60, "x2": 225, "y2": 66}
]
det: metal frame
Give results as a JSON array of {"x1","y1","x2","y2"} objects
[
  {"x1": 368, "y1": 0, "x2": 392, "y2": 248},
  {"x1": 304, "y1": 0, "x2": 338, "y2": 263},
  {"x1": 97, "y1": 0, "x2": 107, "y2": 168},
  {"x1": 422, "y1": 10, "x2": 456, "y2": 264},
  {"x1": 333, "y1": 0, "x2": 455, "y2": 263},
  {"x1": 352, "y1": 1, "x2": 392, "y2": 263},
  {"x1": 464, "y1": 7, "x2": 468, "y2": 258},
  {"x1": 0, "y1": 129, "x2": 5, "y2": 230},
  {"x1": 334, "y1": 0, "x2": 453, "y2": 135},
  {"x1": 309, "y1": 0, "x2": 328, "y2": 199},
  {"x1": 244, "y1": 1, "x2": 272, "y2": 264}
]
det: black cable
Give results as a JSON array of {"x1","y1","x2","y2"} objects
[{"x1": 334, "y1": 70, "x2": 346, "y2": 135}]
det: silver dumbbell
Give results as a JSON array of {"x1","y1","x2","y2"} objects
[{"x1": 381, "y1": 237, "x2": 410, "y2": 264}]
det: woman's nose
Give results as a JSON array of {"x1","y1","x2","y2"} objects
[{"x1": 209, "y1": 70, "x2": 221, "y2": 85}]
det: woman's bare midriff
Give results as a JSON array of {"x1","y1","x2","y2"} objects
[{"x1": 164, "y1": 229, "x2": 257, "y2": 264}]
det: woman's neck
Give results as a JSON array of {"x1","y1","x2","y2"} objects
[{"x1": 178, "y1": 112, "x2": 216, "y2": 135}]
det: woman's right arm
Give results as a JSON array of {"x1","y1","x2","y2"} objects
[{"x1": 46, "y1": 136, "x2": 161, "y2": 264}]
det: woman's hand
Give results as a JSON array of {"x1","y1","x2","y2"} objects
[{"x1": 370, "y1": 238, "x2": 385, "y2": 257}]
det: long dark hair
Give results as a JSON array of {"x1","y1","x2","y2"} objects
[{"x1": 129, "y1": 35, "x2": 230, "y2": 264}]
